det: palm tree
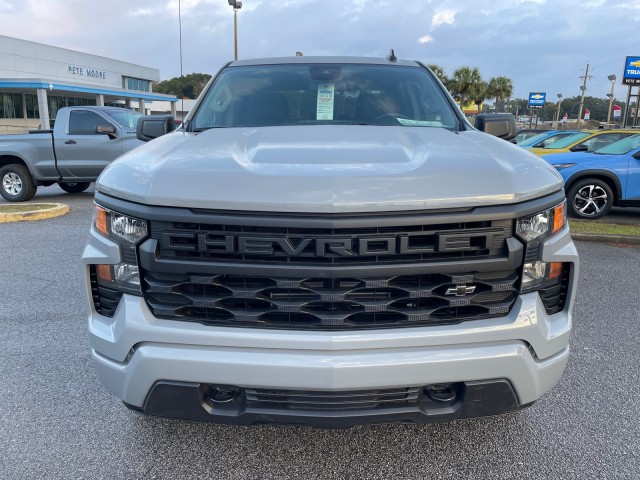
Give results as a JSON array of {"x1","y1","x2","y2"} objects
[
  {"x1": 471, "y1": 81, "x2": 489, "y2": 114},
  {"x1": 487, "y1": 76, "x2": 514, "y2": 113},
  {"x1": 449, "y1": 67, "x2": 483, "y2": 107},
  {"x1": 427, "y1": 64, "x2": 449, "y2": 88}
]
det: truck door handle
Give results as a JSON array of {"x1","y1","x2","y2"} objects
[{"x1": 64, "y1": 140, "x2": 77, "y2": 145}]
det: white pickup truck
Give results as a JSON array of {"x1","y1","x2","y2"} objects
[
  {"x1": 83, "y1": 56, "x2": 578, "y2": 427},
  {"x1": 0, "y1": 106, "x2": 143, "y2": 201}
]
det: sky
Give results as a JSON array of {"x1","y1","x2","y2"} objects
[{"x1": 1, "y1": 0, "x2": 639, "y2": 102}]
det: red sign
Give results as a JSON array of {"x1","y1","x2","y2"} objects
[
  {"x1": 613, "y1": 104, "x2": 622, "y2": 119},
  {"x1": 584, "y1": 109, "x2": 590, "y2": 121}
]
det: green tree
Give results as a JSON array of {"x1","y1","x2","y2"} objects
[
  {"x1": 449, "y1": 67, "x2": 483, "y2": 106},
  {"x1": 471, "y1": 81, "x2": 489, "y2": 114},
  {"x1": 427, "y1": 64, "x2": 449, "y2": 88},
  {"x1": 487, "y1": 76, "x2": 513, "y2": 113},
  {"x1": 153, "y1": 73, "x2": 212, "y2": 99}
]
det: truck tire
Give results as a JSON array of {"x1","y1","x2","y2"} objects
[
  {"x1": 58, "y1": 182, "x2": 91, "y2": 194},
  {"x1": 0, "y1": 164, "x2": 37, "y2": 202},
  {"x1": 566, "y1": 178, "x2": 613, "y2": 219}
]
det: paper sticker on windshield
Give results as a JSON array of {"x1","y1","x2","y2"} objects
[
  {"x1": 316, "y1": 83, "x2": 335, "y2": 120},
  {"x1": 397, "y1": 118, "x2": 443, "y2": 127}
]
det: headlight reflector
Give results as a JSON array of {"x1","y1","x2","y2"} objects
[
  {"x1": 516, "y1": 202, "x2": 565, "y2": 243},
  {"x1": 111, "y1": 213, "x2": 148, "y2": 244},
  {"x1": 516, "y1": 202, "x2": 568, "y2": 295},
  {"x1": 92, "y1": 204, "x2": 148, "y2": 297}
]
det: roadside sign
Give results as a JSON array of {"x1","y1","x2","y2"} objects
[
  {"x1": 613, "y1": 104, "x2": 622, "y2": 118},
  {"x1": 584, "y1": 109, "x2": 590, "y2": 121},
  {"x1": 562, "y1": 113, "x2": 568, "y2": 123},
  {"x1": 528, "y1": 92, "x2": 546, "y2": 109},
  {"x1": 623, "y1": 56, "x2": 640, "y2": 85}
]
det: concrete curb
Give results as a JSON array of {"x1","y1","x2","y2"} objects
[
  {"x1": 0, "y1": 203, "x2": 69, "y2": 223},
  {"x1": 571, "y1": 233, "x2": 640, "y2": 245}
]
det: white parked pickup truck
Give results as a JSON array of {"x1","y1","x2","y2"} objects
[
  {"x1": 83, "y1": 56, "x2": 578, "y2": 427},
  {"x1": 0, "y1": 106, "x2": 143, "y2": 201}
]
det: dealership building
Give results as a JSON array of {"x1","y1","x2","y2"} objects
[{"x1": 0, "y1": 35, "x2": 177, "y2": 133}]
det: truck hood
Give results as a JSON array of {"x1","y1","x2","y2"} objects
[{"x1": 96, "y1": 126, "x2": 563, "y2": 213}]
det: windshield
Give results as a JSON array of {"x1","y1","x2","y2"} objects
[
  {"x1": 191, "y1": 64, "x2": 459, "y2": 130},
  {"x1": 109, "y1": 109, "x2": 143, "y2": 129},
  {"x1": 543, "y1": 132, "x2": 590, "y2": 149},
  {"x1": 519, "y1": 131, "x2": 574, "y2": 147},
  {"x1": 518, "y1": 132, "x2": 553, "y2": 147},
  {"x1": 595, "y1": 134, "x2": 640, "y2": 155}
]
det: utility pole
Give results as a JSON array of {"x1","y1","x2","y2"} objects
[
  {"x1": 606, "y1": 74, "x2": 617, "y2": 124},
  {"x1": 576, "y1": 63, "x2": 592, "y2": 129}
]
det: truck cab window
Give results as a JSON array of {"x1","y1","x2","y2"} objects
[{"x1": 69, "y1": 110, "x2": 111, "y2": 135}]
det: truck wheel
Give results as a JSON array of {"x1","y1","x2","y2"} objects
[
  {"x1": 567, "y1": 178, "x2": 613, "y2": 219},
  {"x1": 0, "y1": 164, "x2": 37, "y2": 202},
  {"x1": 58, "y1": 182, "x2": 91, "y2": 194}
]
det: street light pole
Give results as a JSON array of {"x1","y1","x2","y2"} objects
[
  {"x1": 606, "y1": 74, "x2": 616, "y2": 124},
  {"x1": 228, "y1": 0, "x2": 242, "y2": 61},
  {"x1": 554, "y1": 93, "x2": 563, "y2": 128}
]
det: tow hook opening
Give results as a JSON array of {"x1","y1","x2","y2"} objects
[
  {"x1": 207, "y1": 385, "x2": 241, "y2": 404},
  {"x1": 424, "y1": 383, "x2": 459, "y2": 402}
]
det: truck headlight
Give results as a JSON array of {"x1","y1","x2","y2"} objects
[
  {"x1": 515, "y1": 202, "x2": 567, "y2": 294},
  {"x1": 92, "y1": 205, "x2": 148, "y2": 295}
]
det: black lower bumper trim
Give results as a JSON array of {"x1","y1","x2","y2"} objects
[{"x1": 128, "y1": 379, "x2": 529, "y2": 428}]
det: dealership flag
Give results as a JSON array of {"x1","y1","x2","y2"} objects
[
  {"x1": 584, "y1": 109, "x2": 590, "y2": 120},
  {"x1": 613, "y1": 104, "x2": 622, "y2": 119}
]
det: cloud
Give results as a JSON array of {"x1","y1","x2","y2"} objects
[
  {"x1": 418, "y1": 35, "x2": 433, "y2": 44},
  {"x1": 431, "y1": 8, "x2": 457, "y2": 28}
]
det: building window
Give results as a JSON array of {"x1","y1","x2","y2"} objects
[
  {"x1": 0, "y1": 93, "x2": 24, "y2": 119},
  {"x1": 25, "y1": 94, "x2": 39, "y2": 118},
  {"x1": 122, "y1": 76, "x2": 150, "y2": 92},
  {"x1": 66, "y1": 97, "x2": 97, "y2": 107},
  {"x1": 48, "y1": 96, "x2": 65, "y2": 119}
]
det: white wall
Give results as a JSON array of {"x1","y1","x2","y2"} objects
[{"x1": 0, "y1": 35, "x2": 160, "y2": 87}]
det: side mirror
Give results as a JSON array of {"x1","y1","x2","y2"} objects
[
  {"x1": 569, "y1": 144, "x2": 588, "y2": 152},
  {"x1": 96, "y1": 124, "x2": 117, "y2": 139},
  {"x1": 632, "y1": 151, "x2": 640, "y2": 160},
  {"x1": 136, "y1": 115, "x2": 178, "y2": 142},
  {"x1": 474, "y1": 114, "x2": 517, "y2": 140}
]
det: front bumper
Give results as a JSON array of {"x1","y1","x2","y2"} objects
[{"x1": 83, "y1": 222, "x2": 578, "y2": 426}]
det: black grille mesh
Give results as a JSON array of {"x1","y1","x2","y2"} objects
[
  {"x1": 245, "y1": 387, "x2": 420, "y2": 411},
  {"x1": 142, "y1": 270, "x2": 518, "y2": 330},
  {"x1": 539, "y1": 264, "x2": 571, "y2": 315},
  {"x1": 89, "y1": 266, "x2": 123, "y2": 318}
]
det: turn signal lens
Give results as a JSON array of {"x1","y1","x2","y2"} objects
[
  {"x1": 552, "y1": 203, "x2": 566, "y2": 235},
  {"x1": 96, "y1": 264, "x2": 112, "y2": 282},
  {"x1": 548, "y1": 262, "x2": 563, "y2": 280},
  {"x1": 95, "y1": 206, "x2": 108, "y2": 236}
]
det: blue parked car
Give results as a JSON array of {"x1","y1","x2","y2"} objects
[
  {"x1": 543, "y1": 134, "x2": 640, "y2": 219},
  {"x1": 519, "y1": 130, "x2": 579, "y2": 149}
]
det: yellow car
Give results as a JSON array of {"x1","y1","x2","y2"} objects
[{"x1": 528, "y1": 129, "x2": 638, "y2": 156}]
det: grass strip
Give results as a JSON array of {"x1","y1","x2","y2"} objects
[{"x1": 569, "y1": 219, "x2": 640, "y2": 237}]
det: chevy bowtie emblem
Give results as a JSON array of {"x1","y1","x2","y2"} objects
[{"x1": 445, "y1": 285, "x2": 476, "y2": 297}]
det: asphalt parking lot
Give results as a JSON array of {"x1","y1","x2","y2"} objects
[{"x1": 1, "y1": 185, "x2": 639, "y2": 479}]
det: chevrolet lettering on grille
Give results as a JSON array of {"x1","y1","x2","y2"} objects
[{"x1": 161, "y1": 231, "x2": 502, "y2": 257}]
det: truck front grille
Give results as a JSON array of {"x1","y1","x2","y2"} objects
[
  {"x1": 142, "y1": 270, "x2": 518, "y2": 330},
  {"x1": 149, "y1": 218, "x2": 513, "y2": 265},
  {"x1": 245, "y1": 387, "x2": 421, "y2": 411}
]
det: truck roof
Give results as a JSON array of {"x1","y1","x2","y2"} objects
[
  {"x1": 230, "y1": 56, "x2": 420, "y2": 68},
  {"x1": 60, "y1": 106, "x2": 139, "y2": 115}
]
